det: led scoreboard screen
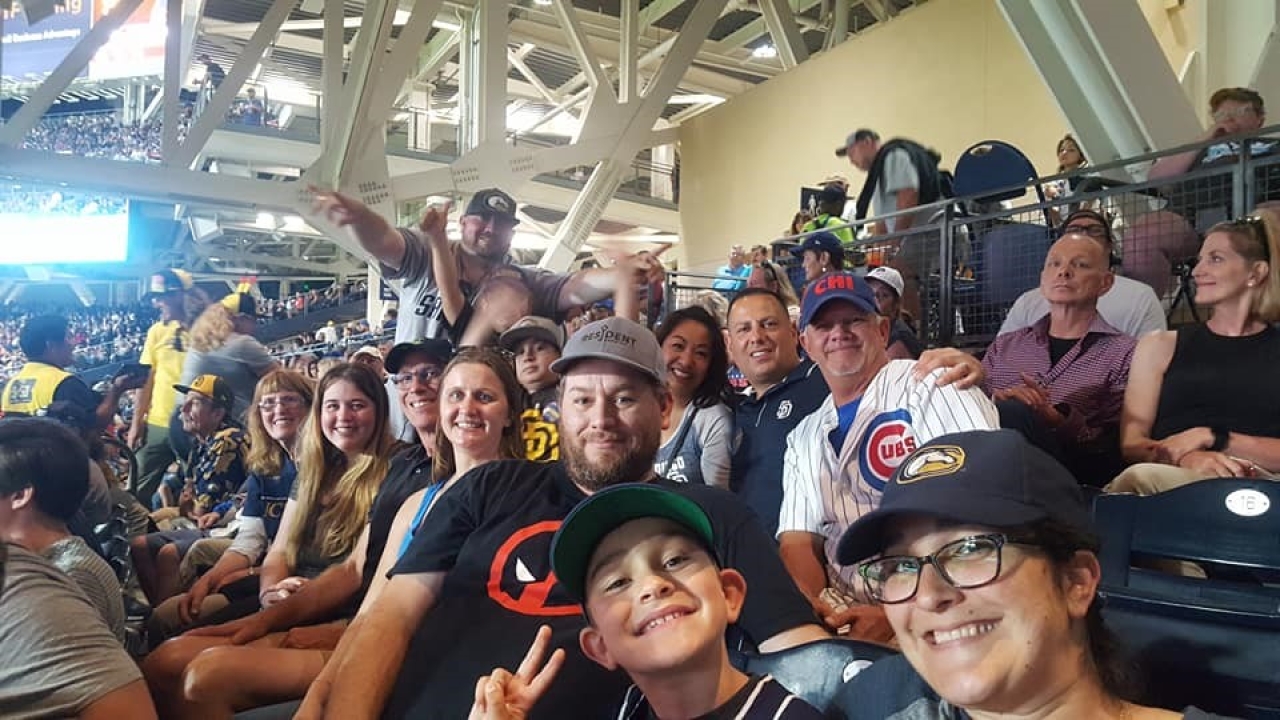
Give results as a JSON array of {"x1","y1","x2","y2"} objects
[{"x1": 1, "y1": 0, "x2": 166, "y2": 82}]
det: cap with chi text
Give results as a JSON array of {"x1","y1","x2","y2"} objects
[
  {"x1": 835, "y1": 429, "x2": 1094, "y2": 565},
  {"x1": 551, "y1": 317, "x2": 665, "y2": 384},
  {"x1": 550, "y1": 484, "x2": 717, "y2": 603},
  {"x1": 173, "y1": 374, "x2": 234, "y2": 412},
  {"x1": 799, "y1": 271, "x2": 879, "y2": 329}
]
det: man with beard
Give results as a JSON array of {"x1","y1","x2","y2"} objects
[
  {"x1": 296, "y1": 317, "x2": 827, "y2": 720},
  {"x1": 312, "y1": 187, "x2": 659, "y2": 437}
]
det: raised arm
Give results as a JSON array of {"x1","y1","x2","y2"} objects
[
  {"x1": 311, "y1": 188, "x2": 408, "y2": 270},
  {"x1": 420, "y1": 202, "x2": 467, "y2": 327}
]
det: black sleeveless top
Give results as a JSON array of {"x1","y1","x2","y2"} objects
[{"x1": 1151, "y1": 324, "x2": 1280, "y2": 440}]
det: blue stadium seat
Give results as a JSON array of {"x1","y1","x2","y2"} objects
[
  {"x1": 732, "y1": 638, "x2": 897, "y2": 711},
  {"x1": 1094, "y1": 480, "x2": 1280, "y2": 718},
  {"x1": 951, "y1": 141, "x2": 1056, "y2": 336}
]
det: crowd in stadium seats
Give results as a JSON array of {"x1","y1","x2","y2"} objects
[
  {"x1": 2, "y1": 83, "x2": 1280, "y2": 720},
  {"x1": 0, "y1": 303, "x2": 156, "y2": 382},
  {"x1": 23, "y1": 112, "x2": 174, "y2": 163}
]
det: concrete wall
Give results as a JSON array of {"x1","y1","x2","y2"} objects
[{"x1": 677, "y1": 0, "x2": 1067, "y2": 270}]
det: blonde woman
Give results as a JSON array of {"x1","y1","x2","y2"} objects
[{"x1": 143, "y1": 364, "x2": 397, "y2": 718}]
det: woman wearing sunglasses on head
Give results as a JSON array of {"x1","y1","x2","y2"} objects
[
  {"x1": 835, "y1": 430, "x2": 1236, "y2": 720},
  {"x1": 1112, "y1": 209, "x2": 1280, "y2": 494}
]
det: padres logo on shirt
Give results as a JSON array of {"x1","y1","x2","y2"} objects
[{"x1": 857, "y1": 409, "x2": 918, "y2": 491}]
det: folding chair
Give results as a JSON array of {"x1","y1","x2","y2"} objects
[
  {"x1": 1094, "y1": 479, "x2": 1280, "y2": 718},
  {"x1": 731, "y1": 638, "x2": 897, "y2": 712},
  {"x1": 951, "y1": 141, "x2": 1056, "y2": 336}
]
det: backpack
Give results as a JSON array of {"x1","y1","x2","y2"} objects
[{"x1": 854, "y1": 138, "x2": 954, "y2": 221}]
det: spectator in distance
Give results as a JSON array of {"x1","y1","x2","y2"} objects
[
  {"x1": 836, "y1": 430, "x2": 1218, "y2": 720},
  {"x1": 350, "y1": 345, "x2": 385, "y2": 379},
  {"x1": 180, "y1": 290, "x2": 279, "y2": 425},
  {"x1": 777, "y1": 272, "x2": 997, "y2": 638},
  {"x1": 498, "y1": 316, "x2": 563, "y2": 462},
  {"x1": 801, "y1": 184, "x2": 854, "y2": 245},
  {"x1": 746, "y1": 259, "x2": 802, "y2": 325},
  {"x1": 1111, "y1": 209, "x2": 1280, "y2": 494},
  {"x1": 865, "y1": 266, "x2": 923, "y2": 360},
  {"x1": 712, "y1": 244, "x2": 753, "y2": 291},
  {"x1": 797, "y1": 231, "x2": 845, "y2": 287},
  {"x1": 999, "y1": 210, "x2": 1166, "y2": 337},
  {"x1": 1130, "y1": 87, "x2": 1275, "y2": 296},
  {"x1": 982, "y1": 231, "x2": 1137, "y2": 486}
]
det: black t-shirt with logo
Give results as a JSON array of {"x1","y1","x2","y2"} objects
[{"x1": 384, "y1": 460, "x2": 817, "y2": 719}]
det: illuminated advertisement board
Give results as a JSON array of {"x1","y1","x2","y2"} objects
[{"x1": 0, "y1": 0, "x2": 92, "y2": 81}]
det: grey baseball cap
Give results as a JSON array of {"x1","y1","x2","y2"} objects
[
  {"x1": 550, "y1": 317, "x2": 665, "y2": 384},
  {"x1": 499, "y1": 315, "x2": 566, "y2": 353}
]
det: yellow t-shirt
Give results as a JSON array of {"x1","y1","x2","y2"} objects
[{"x1": 140, "y1": 320, "x2": 187, "y2": 428}]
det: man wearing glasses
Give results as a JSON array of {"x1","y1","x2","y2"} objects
[{"x1": 998, "y1": 210, "x2": 1165, "y2": 337}]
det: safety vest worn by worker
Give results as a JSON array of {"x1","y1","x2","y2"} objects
[{"x1": 1, "y1": 361, "x2": 72, "y2": 416}]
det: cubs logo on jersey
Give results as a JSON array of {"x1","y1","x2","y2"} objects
[{"x1": 857, "y1": 409, "x2": 918, "y2": 491}]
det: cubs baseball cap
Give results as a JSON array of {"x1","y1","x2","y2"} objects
[
  {"x1": 173, "y1": 374, "x2": 235, "y2": 412},
  {"x1": 499, "y1": 316, "x2": 565, "y2": 353},
  {"x1": 550, "y1": 317, "x2": 665, "y2": 384},
  {"x1": 551, "y1": 484, "x2": 717, "y2": 603},
  {"x1": 147, "y1": 269, "x2": 194, "y2": 299},
  {"x1": 384, "y1": 338, "x2": 454, "y2": 373},
  {"x1": 799, "y1": 271, "x2": 880, "y2": 329},
  {"x1": 464, "y1": 188, "x2": 519, "y2": 223},
  {"x1": 836, "y1": 429, "x2": 1094, "y2": 565},
  {"x1": 219, "y1": 292, "x2": 259, "y2": 318},
  {"x1": 865, "y1": 266, "x2": 905, "y2": 298},
  {"x1": 834, "y1": 128, "x2": 879, "y2": 157}
]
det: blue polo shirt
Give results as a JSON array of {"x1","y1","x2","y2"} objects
[
  {"x1": 241, "y1": 457, "x2": 297, "y2": 541},
  {"x1": 730, "y1": 360, "x2": 830, "y2": 535}
]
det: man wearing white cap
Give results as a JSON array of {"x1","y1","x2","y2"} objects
[{"x1": 865, "y1": 266, "x2": 923, "y2": 360}]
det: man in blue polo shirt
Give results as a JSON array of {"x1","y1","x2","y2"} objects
[{"x1": 725, "y1": 288, "x2": 986, "y2": 536}]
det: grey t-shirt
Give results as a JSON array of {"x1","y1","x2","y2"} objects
[
  {"x1": 180, "y1": 333, "x2": 276, "y2": 424},
  {"x1": 653, "y1": 402, "x2": 733, "y2": 489},
  {"x1": 41, "y1": 536, "x2": 125, "y2": 642},
  {"x1": 383, "y1": 228, "x2": 571, "y2": 347},
  {"x1": 873, "y1": 147, "x2": 930, "y2": 233},
  {"x1": 0, "y1": 545, "x2": 141, "y2": 719}
]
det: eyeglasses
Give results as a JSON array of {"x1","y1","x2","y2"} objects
[
  {"x1": 258, "y1": 396, "x2": 305, "y2": 411},
  {"x1": 390, "y1": 366, "x2": 444, "y2": 388},
  {"x1": 857, "y1": 533, "x2": 1037, "y2": 604},
  {"x1": 1212, "y1": 106, "x2": 1257, "y2": 123},
  {"x1": 1061, "y1": 223, "x2": 1108, "y2": 239}
]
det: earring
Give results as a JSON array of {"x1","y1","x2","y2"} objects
[{"x1": 1248, "y1": 280, "x2": 1256, "y2": 287}]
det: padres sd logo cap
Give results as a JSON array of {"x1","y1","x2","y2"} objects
[{"x1": 836, "y1": 429, "x2": 1093, "y2": 565}]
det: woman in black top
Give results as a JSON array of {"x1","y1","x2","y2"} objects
[{"x1": 1113, "y1": 209, "x2": 1280, "y2": 493}]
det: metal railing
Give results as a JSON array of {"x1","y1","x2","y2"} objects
[{"x1": 663, "y1": 123, "x2": 1280, "y2": 349}]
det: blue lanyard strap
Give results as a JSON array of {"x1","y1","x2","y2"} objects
[{"x1": 397, "y1": 480, "x2": 445, "y2": 560}]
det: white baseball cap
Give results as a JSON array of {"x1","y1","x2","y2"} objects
[{"x1": 866, "y1": 266, "x2": 905, "y2": 298}]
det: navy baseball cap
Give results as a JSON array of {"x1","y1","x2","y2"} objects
[
  {"x1": 836, "y1": 430, "x2": 1094, "y2": 565},
  {"x1": 384, "y1": 338, "x2": 454, "y2": 373},
  {"x1": 799, "y1": 270, "x2": 879, "y2": 329},
  {"x1": 551, "y1": 484, "x2": 717, "y2": 604},
  {"x1": 799, "y1": 231, "x2": 844, "y2": 262}
]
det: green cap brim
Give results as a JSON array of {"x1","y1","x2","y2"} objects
[{"x1": 551, "y1": 484, "x2": 715, "y2": 603}]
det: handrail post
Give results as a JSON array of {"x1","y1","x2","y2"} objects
[{"x1": 938, "y1": 207, "x2": 955, "y2": 347}]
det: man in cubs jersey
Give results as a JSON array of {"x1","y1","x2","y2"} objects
[{"x1": 777, "y1": 271, "x2": 998, "y2": 636}]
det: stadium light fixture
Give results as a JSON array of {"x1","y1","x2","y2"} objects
[{"x1": 751, "y1": 44, "x2": 778, "y2": 59}]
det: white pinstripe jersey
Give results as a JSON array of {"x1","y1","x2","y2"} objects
[{"x1": 778, "y1": 360, "x2": 999, "y2": 593}]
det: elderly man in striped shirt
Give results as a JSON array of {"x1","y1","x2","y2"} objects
[{"x1": 980, "y1": 230, "x2": 1138, "y2": 486}]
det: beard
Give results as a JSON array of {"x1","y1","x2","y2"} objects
[{"x1": 562, "y1": 429, "x2": 661, "y2": 492}]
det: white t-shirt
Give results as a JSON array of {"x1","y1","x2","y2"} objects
[{"x1": 998, "y1": 275, "x2": 1166, "y2": 338}]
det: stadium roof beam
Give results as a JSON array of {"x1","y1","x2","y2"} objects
[
  {"x1": 0, "y1": 0, "x2": 145, "y2": 147},
  {"x1": 861, "y1": 0, "x2": 892, "y2": 23},
  {"x1": 539, "y1": 0, "x2": 731, "y2": 272},
  {"x1": 551, "y1": 0, "x2": 611, "y2": 96},
  {"x1": 171, "y1": 0, "x2": 299, "y2": 170},
  {"x1": 759, "y1": 0, "x2": 811, "y2": 70},
  {"x1": 718, "y1": 0, "x2": 823, "y2": 51},
  {"x1": 825, "y1": 0, "x2": 851, "y2": 50}
]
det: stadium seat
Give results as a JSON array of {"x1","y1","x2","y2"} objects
[
  {"x1": 951, "y1": 141, "x2": 1056, "y2": 336},
  {"x1": 1094, "y1": 480, "x2": 1280, "y2": 718},
  {"x1": 732, "y1": 638, "x2": 897, "y2": 711}
]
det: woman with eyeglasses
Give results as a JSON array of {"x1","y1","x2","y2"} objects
[
  {"x1": 1111, "y1": 209, "x2": 1280, "y2": 495},
  {"x1": 144, "y1": 364, "x2": 397, "y2": 717},
  {"x1": 147, "y1": 371, "x2": 314, "y2": 642},
  {"x1": 653, "y1": 307, "x2": 735, "y2": 488},
  {"x1": 836, "y1": 430, "x2": 1229, "y2": 720},
  {"x1": 747, "y1": 260, "x2": 802, "y2": 325}
]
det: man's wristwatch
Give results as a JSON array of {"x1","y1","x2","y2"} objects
[{"x1": 1209, "y1": 427, "x2": 1230, "y2": 452}]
